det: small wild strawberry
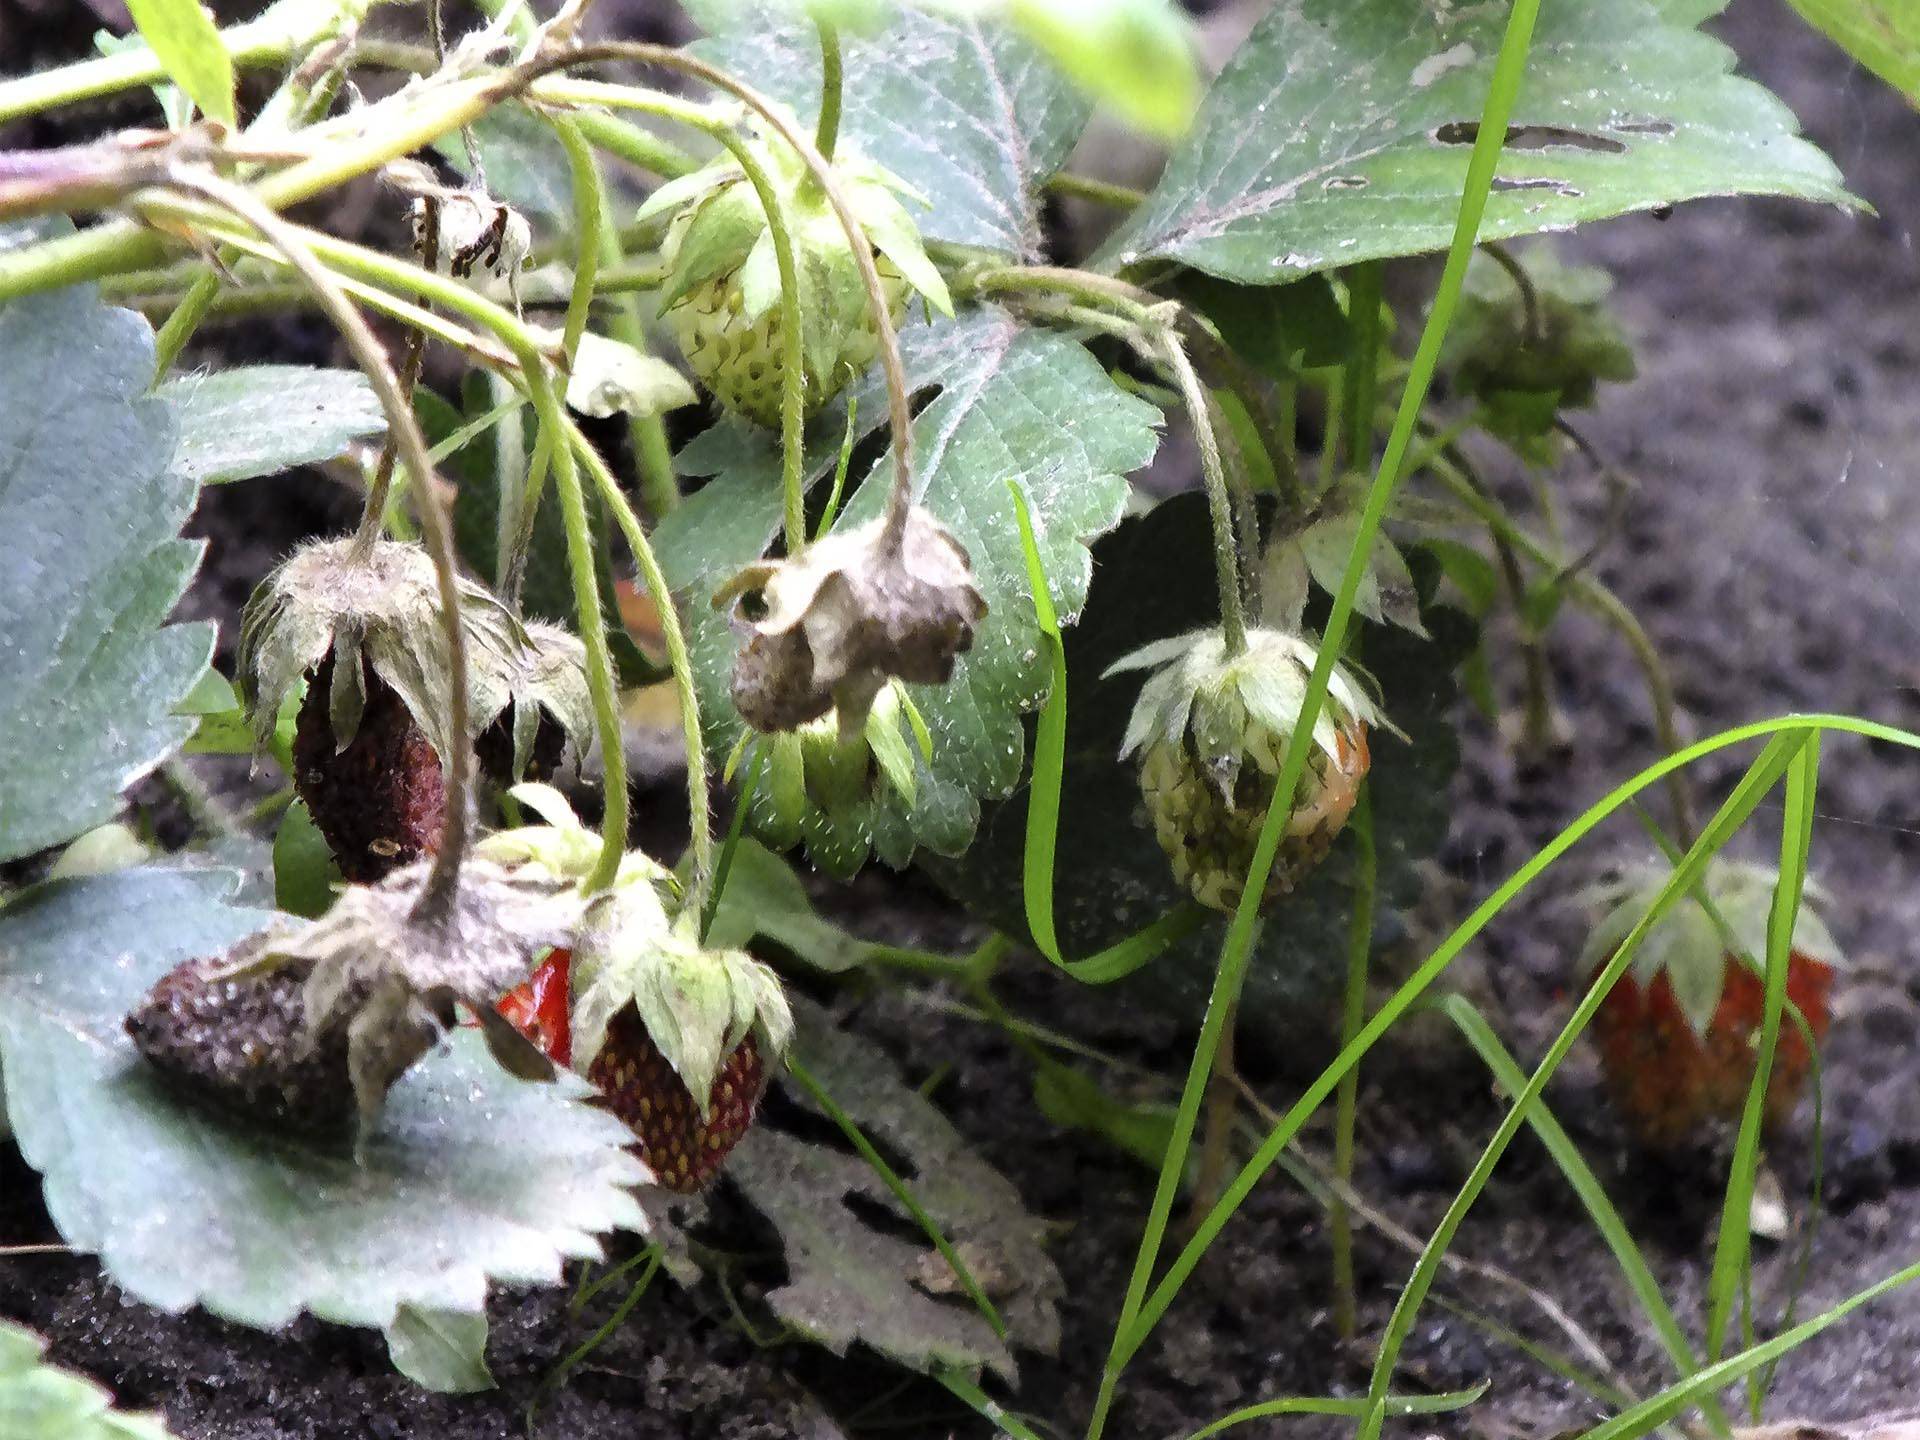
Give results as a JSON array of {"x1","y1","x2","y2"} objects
[
  {"x1": 590, "y1": 1007, "x2": 768, "y2": 1194},
  {"x1": 1580, "y1": 860, "x2": 1844, "y2": 1150},
  {"x1": 1109, "y1": 626, "x2": 1391, "y2": 913},
  {"x1": 636, "y1": 114, "x2": 951, "y2": 427},
  {"x1": 497, "y1": 946, "x2": 574, "y2": 1068}
]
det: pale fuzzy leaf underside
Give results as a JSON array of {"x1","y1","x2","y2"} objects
[
  {"x1": 0, "y1": 278, "x2": 211, "y2": 862},
  {"x1": 1099, "y1": 0, "x2": 1854, "y2": 283},
  {"x1": 0, "y1": 867, "x2": 646, "y2": 1333},
  {"x1": 158, "y1": 365, "x2": 387, "y2": 485}
]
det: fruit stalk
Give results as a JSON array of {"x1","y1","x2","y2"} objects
[{"x1": 1159, "y1": 327, "x2": 1248, "y2": 656}]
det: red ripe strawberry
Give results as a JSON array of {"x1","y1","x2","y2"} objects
[
  {"x1": 293, "y1": 652, "x2": 445, "y2": 883},
  {"x1": 497, "y1": 947, "x2": 573, "y2": 1068},
  {"x1": 589, "y1": 1008, "x2": 767, "y2": 1194},
  {"x1": 1581, "y1": 861, "x2": 1844, "y2": 1150}
]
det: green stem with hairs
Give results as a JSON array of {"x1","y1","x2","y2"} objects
[
  {"x1": 814, "y1": 19, "x2": 844, "y2": 162},
  {"x1": 565, "y1": 417, "x2": 714, "y2": 909},
  {"x1": 596, "y1": 213, "x2": 679, "y2": 518},
  {"x1": 1160, "y1": 327, "x2": 1247, "y2": 656}
]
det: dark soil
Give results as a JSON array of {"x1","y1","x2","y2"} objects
[{"x1": 7, "y1": 4, "x2": 1920, "y2": 1439}]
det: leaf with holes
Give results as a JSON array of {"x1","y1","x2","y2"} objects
[
  {"x1": 725, "y1": 996, "x2": 1062, "y2": 1381},
  {"x1": 0, "y1": 867, "x2": 647, "y2": 1332},
  {"x1": 925, "y1": 493, "x2": 1471, "y2": 1044},
  {"x1": 689, "y1": 1, "x2": 1090, "y2": 256},
  {"x1": 0, "y1": 1319, "x2": 174, "y2": 1440},
  {"x1": 158, "y1": 366, "x2": 385, "y2": 486},
  {"x1": 1098, "y1": 0, "x2": 1854, "y2": 283},
  {"x1": 0, "y1": 253, "x2": 212, "y2": 863},
  {"x1": 657, "y1": 307, "x2": 1160, "y2": 877}
]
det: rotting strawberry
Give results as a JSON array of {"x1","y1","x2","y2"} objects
[
  {"x1": 1109, "y1": 626, "x2": 1394, "y2": 913},
  {"x1": 477, "y1": 622, "x2": 595, "y2": 788},
  {"x1": 635, "y1": 111, "x2": 951, "y2": 427},
  {"x1": 237, "y1": 537, "x2": 526, "y2": 879},
  {"x1": 1580, "y1": 859, "x2": 1844, "y2": 1150},
  {"x1": 293, "y1": 652, "x2": 445, "y2": 882}
]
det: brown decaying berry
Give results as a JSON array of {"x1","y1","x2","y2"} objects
[
  {"x1": 475, "y1": 703, "x2": 569, "y2": 787},
  {"x1": 1592, "y1": 950, "x2": 1834, "y2": 1150},
  {"x1": 293, "y1": 653, "x2": 445, "y2": 883},
  {"x1": 125, "y1": 951, "x2": 355, "y2": 1137},
  {"x1": 587, "y1": 1007, "x2": 766, "y2": 1193}
]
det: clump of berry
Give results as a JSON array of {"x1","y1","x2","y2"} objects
[
  {"x1": 238, "y1": 538, "x2": 524, "y2": 880},
  {"x1": 636, "y1": 113, "x2": 951, "y2": 427},
  {"x1": 1580, "y1": 859, "x2": 1845, "y2": 1150},
  {"x1": 720, "y1": 506, "x2": 985, "y2": 737},
  {"x1": 1110, "y1": 627, "x2": 1392, "y2": 913},
  {"x1": 127, "y1": 859, "x2": 579, "y2": 1138}
]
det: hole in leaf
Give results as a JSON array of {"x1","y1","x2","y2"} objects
[
  {"x1": 1431, "y1": 121, "x2": 1626, "y2": 154},
  {"x1": 1323, "y1": 175, "x2": 1369, "y2": 190},
  {"x1": 1491, "y1": 176, "x2": 1584, "y2": 196},
  {"x1": 839, "y1": 1189, "x2": 936, "y2": 1249}
]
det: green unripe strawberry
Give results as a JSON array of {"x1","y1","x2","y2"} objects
[
  {"x1": 637, "y1": 113, "x2": 951, "y2": 427},
  {"x1": 1111, "y1": 627, "x2": 1393, "y2": 914}
]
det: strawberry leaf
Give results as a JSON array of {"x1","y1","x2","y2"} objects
[
  {"x1": 0, "y1": 242, "x2": 213, "y2": 862},
  {"x1": 659, "y1": 308, "x2": 1161, "y2": 877},
  {"x1": 1781, "y1": 0, "x2": 1920, "y2": 102},
  {"x1": 689, "y1": 2, "x2": 1091, "y2": 256},
  {"x1": 724, "y1": 997, "x2": 1062, "y2": 1381},
  {"x1": 384, "y1": 1306, "x2": 494, "y2": 1395},
  {"x1": 1098, "y1": 0, "x2": 1854, "y2": 283},
  {"x1": 0, "y1": 1319, "x2": 175, "y2": 1440},
  {"x1": 0, "y1": 867, "x2": 647, "y2": 1332},
  {"x1": 157, "y1": 366, "x2": 385, "y2": 486}
]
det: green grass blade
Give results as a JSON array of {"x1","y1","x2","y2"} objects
[
  {"x1": 1579, "y1": 1259, "x2": 1920, "y2": 1440},
  {"x1": 1437, "y1": 996, "x2": 1729, "y2": 1434},
  {"x1": 1706, "y1": 736, "x2": 1820, "y2": 1371},
  {"x1": 1351, "y1": 736, "x2": 1806, "y2": 1440},
  {"x1": 1089, "y1": 2, "x2": 1547, "y2": 1429},
  {"x1": 786, "y1": 1058, "x2": 1007, "y2": 1341},
  {"x1": 1185, "y1": 1384, "x2": 1487, "y2": 1440},
  {"x1": 698, "y1": 741, "x2": 766, "y2": 943},
  {"x1": 1108, "y1": 713, "x2": 1920, "y2": 1377},
  {"x1": 1006, "y1": 480, "x2": 1209, "y2": 984},
  {"x1": 936, "y1": 1369, "x2": 1054, "y2": 1440}
]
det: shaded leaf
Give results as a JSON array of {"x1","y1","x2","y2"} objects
[
  {"x1": 385, "y1": 1306, "x2": 494, "y2": 1395},
  {"x1": 0, "y1": 272, "x2": 211, "y2": 862},
  {"x1": 1782, "y1": 0, "x2": 1920, "y2": 102},
  {"x1": 692, "y1": 1, "x2": 1091, "y2": 256},
  {"x1": 1099, "y1": 0, "x2": 1853, "y2": 283},
  {"x1": 123, "y1": 0, "x2": 233, "y2": 125},
  {"x1": 1002, "y1": 0, "x2": 1199, "y2": 138},
  {"x1": 703, "y1": 838, "x2": 876, "y2": 973},
  {"x1": 272, "y1": 798, "x2": 338, "y2": 918},
  {"x1": 926, "y1": 492, "x2": 1470, "y2": 1042},
  {"x1": 0, "y1": 867, "x2": 646, "y2": 1331},
  {"x1": 659, "y1": 308, "x2": 1160, "y2": 876},
  {"x1": 725, "y1": 997, "x2": 1063, "y2": 1381},
  {"x1": 158, "y1": 365, "x2": 385, "y2": 485},
  {"x1": 0, "y1": 1319, "x2": 174, "y2": 1440}
]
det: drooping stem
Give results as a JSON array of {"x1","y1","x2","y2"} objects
[
  {"x1": 1331, "y1": 787, "x2": 1376, "y2": 1339},
  {"x1": 171, "y1": 170, "x2": 474, "y2": 923},
  {"x1": 528, "y1": 46, "x2": 914, "y2": 555},
  {"x1": 1480, "y1": 240, "x2": 1541, "y2": 344},
  {"x1": 567, "y1": 418, "x2": 714, "y2": 908},
  {"x1": 814, "y1": 19, "x2": 844, "y2": 163},
  {"x1": 351, "y1": 196, "x2": 438, "y2": 563},
  {"x1": 1160, "y1": 327, "x2": 1248, "y2": 656}
]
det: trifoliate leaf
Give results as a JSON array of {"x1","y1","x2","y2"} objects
[
  {"x1": 0, "y1": 867, "x2": 647, "y2": 1331},
  {"x1": 692, "y1": 1, "x2": 1090, "y2": 256},
  {"x1": 659, "y1": 308, "x2": 1160, "y2": 877},
  {"x1": 0, "y1": 1319, "x2": 175, "y2": 1440},
  {"x1": 1098, "y1": 0, "x2": 1854, "y2": 283},
  {"x1": 724, "y1": 997, "x2": 1063, "y2": 1381},
  {"x1": 0, "y1": 267, "x2": 212, "y2": 862},
  {"x1": 158, "y1": 366, "x2": 385, "y2": 485}
]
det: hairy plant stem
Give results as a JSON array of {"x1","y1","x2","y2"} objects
[
  {"x1": 814, "y1": 19, "x2": 844, "y2": 163},
  {"x1": 1160, "y1": 328, "x2": 1249, "y2": 656},
  {"x1": 565, "y1": 418, "x2": 713, "y2": 909},
  {"x1": 170, "y1": 170, "x2": 474, "y2": 924},
  {"x1": 350, "y1": 199, "x2": 438, "y2": 563},
  {"x1": 595, "y1": 211, "x2": 678, "y2": 518},
  {"x1": 528, "y1": 47, "x2": 916, "y2": 555}
]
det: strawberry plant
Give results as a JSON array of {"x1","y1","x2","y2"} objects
[{"x1": 1, "y1": 0, "x2": 1917, "y2": 1436}]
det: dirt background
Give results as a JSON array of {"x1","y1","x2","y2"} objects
[{"x1": 4, "y1": 2, "x2": 1920, "y2": 1438}]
